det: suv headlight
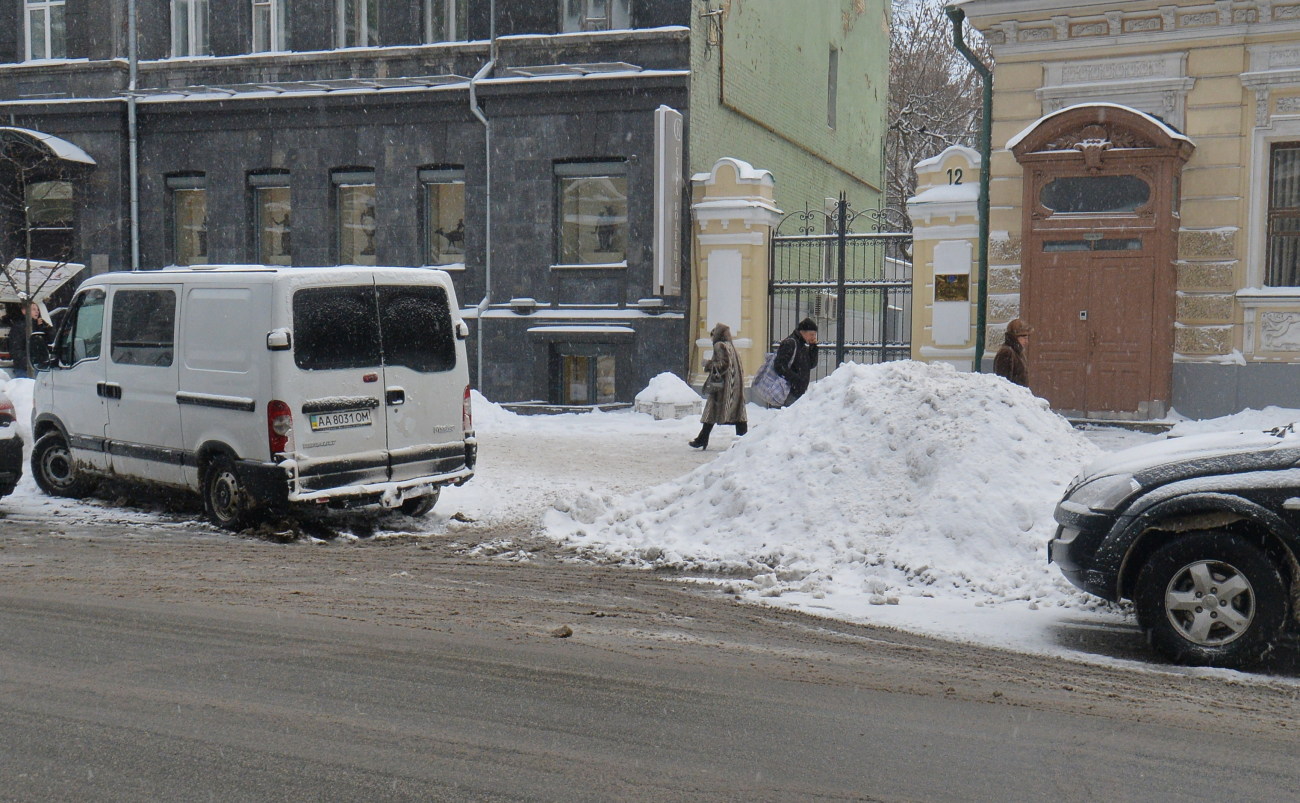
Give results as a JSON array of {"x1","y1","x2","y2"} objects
[{"x1": 1064, "y1": 474, "x2": 1141, "y2": 513}]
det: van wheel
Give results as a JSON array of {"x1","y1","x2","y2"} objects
[
  {"x1": 400, "y1": 489, "x2": 439, "y2": 517},
  {"x1": 31, "y1": 433, "x2": 97, "y2": 498},
  {"x1": 204, "y1": 456, "x2": 258, "y2": 531}
]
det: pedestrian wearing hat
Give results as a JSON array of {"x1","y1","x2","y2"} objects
[
  {"x1": 994, "y1": 318, "x2": 1031, "y2": 387},
  {"x1": 689, "y1": 323, "x2": 748, "y2": 450},
  {"x1": 774, "y1": 317, "x2": 820, "y2": 405}
]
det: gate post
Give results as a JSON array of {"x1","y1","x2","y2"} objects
[
  {"x1": 688, "y1": 158, "x2": 782, "y2": 386},
  {"x1": 907, "y1": 145, "x2": 982, "y2": 371}
]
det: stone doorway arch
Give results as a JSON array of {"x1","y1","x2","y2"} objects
[{"x1": 1011, "y1": 104, "x2": 1194, "y2": 419}]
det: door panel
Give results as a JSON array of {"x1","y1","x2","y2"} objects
[
  {"x1": 44, "y1": 288, "x2": 110, "y2": 470},
  {"x1": 1027, "y1": 256, "x2": 1089, "y2": 412},
  {"x1": 377, "y1": 284, "x2": 463, "y2": 484},
  {"x1": 1087, "y1": 258, "x2": 1153, "y2": 413},
  {"x1": 104, "y1": 286, "x2": 184, "y2": 483},
  {"x1": 290, "y1": 283, "x2": 390, "y2": 493}
]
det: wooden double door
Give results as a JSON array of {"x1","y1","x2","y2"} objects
[{"x1": 1012, "y1": 105, "x2": 1193, "y2": 418}]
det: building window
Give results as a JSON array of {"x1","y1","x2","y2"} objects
[
  {"x1": 556, "y1": 161, "x2": 627, "y2": 265},
  {"x1": 1268, "y1": 143, "x2": 1300, "y2": 287},
  {"x1": 252, "y1": 0, "x2": 287, "y2": 52},
  {"x1": 827, "y1": 47, "x2": 839, "y2": 130},
  {"x1": 172, "y1": 0, "x2": 210, "y2": 57},
  {"x1": 337, "y1": 0, "x2": 378, "y2": 47},
  {"x1": 425, "y1": 0, "x2": 467, "y2": 42},
  {"x1": 167, "y1": 175, "x2": 208, "y2": 266},
  {"x1": 560, "y1": 0, "x2": 631, "y2": 32},
  {"x1": 334, "y1": 170, "x2": 376, "y2": 265},
  {"x1": 25, "y1": 0, "x2": 66, "y2": 60},
  {"x1": 250, "y1": 172, "x2": 291, "y2": 265},
  {"x1": 420, "y1": 167, "x2": 465, "y2": 267},
  {"x1": 24, "y1": 180, "x2": 74, "y2": 261},
  {"x1": 554, "y1": 346, "x2": 616, "y2": 404}
]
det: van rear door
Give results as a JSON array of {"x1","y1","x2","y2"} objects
[
  {"x1": 377, "y1": 283, "x2": 466, "y2": 484},
  {"x1": 289, "y1": 284, "x2": 390, "y2": 494}
]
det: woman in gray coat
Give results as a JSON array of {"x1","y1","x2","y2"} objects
[{"x1": 689, "y1": 323, "x2": 748, "y2": 450}]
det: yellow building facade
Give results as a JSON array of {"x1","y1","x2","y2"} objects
[{"x1": 925, "y1": 0, "x2": 1300, "y2": 419}]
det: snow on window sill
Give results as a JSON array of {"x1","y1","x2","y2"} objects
[{"x1": 550, "y1": 261, "x2": 628, "y2": 271}]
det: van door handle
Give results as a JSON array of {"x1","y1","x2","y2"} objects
[
  {"x1": 97, "y1": 382, "x2": 122, "y2": 400},
  {"x1": 386, "y1": 388, "x2": 405, "y2": 406}
]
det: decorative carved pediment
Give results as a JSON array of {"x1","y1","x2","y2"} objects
[{"x1": 1044, "y1": 123, "x2": 1156, "y2": 153}]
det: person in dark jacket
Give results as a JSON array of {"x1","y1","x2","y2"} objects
[
  {"x1": 689, "y1": 323, "x2": 748, "y2": 450},
  {"x1": 774, "y1": 317, "x2": 820, "y2": 404},
  {"x1": 994, "y1": 318, "x2": 1031, "y2": 387},
  {"x1": 7, "y1": 300, "x2": 52, "y2": 378}
]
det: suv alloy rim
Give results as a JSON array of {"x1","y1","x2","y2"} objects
[{"x1": 1164, "y1": 559, "x2": 1255, "y2": 647}]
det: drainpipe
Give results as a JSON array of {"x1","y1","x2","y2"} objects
[
  {"x1": 127, "y1": 0, "x2": 140, "y2": 270},
  {"x1": 468, "y1": 0, "x2": 496, "y2": 388},
  {"x1": 946, "y1": 6, "x2": 991, "y2": 372}
]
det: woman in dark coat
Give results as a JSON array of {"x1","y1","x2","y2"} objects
[
  {"x1": 774, "y1": 317, "x2": 820, "y2": 404},
  {"x1": 994, "y1": 318, "x2": 1031, "y2": 387},
  {"x1": 689, "y1": 323, "x2": 748, "y2": 450}
]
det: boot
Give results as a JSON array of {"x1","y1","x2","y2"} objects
[
  {"x1": 689, "y1": 424, "x2": 713, "y2": 449},
  {"x1": 735, "y1": 422, "x2": 748, "y2": 437}
]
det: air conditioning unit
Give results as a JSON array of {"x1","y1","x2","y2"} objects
[{"x1": 812, "y1": 291, "x2": 838, "y2": 321}]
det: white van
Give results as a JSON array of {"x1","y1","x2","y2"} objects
[{"x1": 28, "y1": 265, "x2": 476, "y2": 529}]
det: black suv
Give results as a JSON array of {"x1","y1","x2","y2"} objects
[
  {"x1": 0, "y1": 388, "x2": 20, "y2": 498},
  {"x1": 1051, "y1": 425, "x2": 1300, "y2": 669}
]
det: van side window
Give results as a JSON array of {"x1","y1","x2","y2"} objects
[
  {"x1": 111, "y1": 289, "x2": 177, "y2": 367},
  {"x1": 293, "y1": 286, "x2": 381, "y2": 370},
  {"x1": 57, "y1": 288, "x2": 105, "y2": 366},
  {"x1": 378, "y1": 285, "x2": 455, "y2": 372}
]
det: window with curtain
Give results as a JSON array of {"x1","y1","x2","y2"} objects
[
  {"x1": 556, "y1": 161, "x2": 628, "y2": 265},
  {"x1": 25, "y1": 0, "x2": 66, "y2": 60},
  {"x1": 172, "y1": 0, "x2": 210, "y2": 57},
  {"x1": 250, "y1": 173, "x2": 291, "y2": 265},
  {"x1": 426, "y1": 0, "x2": 467, "y2": 42},
  {"x1": 421, "y1": 167, "x2": 465, "y2": 266},
  {"x1": 168, "y1": 175, "x2": 208, "y2": 266},
  {"x1": 334, "y1": 171, "x2": 377, "y2": 265},
  {"x1": 337, "y1": 0, "x2": 378, "y2": 47},
  {"x1": 560, "y1": 0, "x2": 631, "y2": 32},
  {"x1": 252, "y1": 0, "x2": 287, "y2": 52},
  {"x1": 1268, "y1": 143, "x2": 1300, "y2": 287}
]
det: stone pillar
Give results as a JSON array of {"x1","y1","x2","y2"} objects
[
  {"x1": 688, "y1": 158, "x2": 782, "y2": 386},
  {"x1": 906, "y1": 145, "x2": 982, "y2": 371}
]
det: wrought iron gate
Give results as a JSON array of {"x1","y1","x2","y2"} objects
[{"x1": 770, "y1": 194, "x2": 913, "y2": 379}]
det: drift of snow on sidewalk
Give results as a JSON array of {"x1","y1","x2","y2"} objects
[{"x1": 545, "y1": 360, "x2": 1103, "y2": 613}]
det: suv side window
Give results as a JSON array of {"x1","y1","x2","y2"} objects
[
  {"x1": 379, "y1": 285, "x2": 455, "y2": 373},
  {"x1": 111, "y1": 289, "x2": 177, "y2": 367},
  {"x1": 293, "y1": 286, "x2": 381, "y2": 370},
  {"x1": 56, "y1": 288, "x2": 105, "y2": 366}
]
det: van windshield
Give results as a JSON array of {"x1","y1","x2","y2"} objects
[{"x1": 293, "y1": 284, "x2": 455, "y2": 372}]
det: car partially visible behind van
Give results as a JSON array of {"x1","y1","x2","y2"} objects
[{"x1": 29, "y1": 265, "x2": 475, "y2": 529}]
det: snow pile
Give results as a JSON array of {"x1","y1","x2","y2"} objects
[
  {"x1": 2, "y1": 377, "x2": 32, "y2": 442},
  {"x1": 634, "y1": 372, "x2": 701, "y2": 405},
  {"x1": 468, "y1": 389, "x2": 522, "y2": 433},
  {"x1": 546, "y1": 360, "x2": 1102, "y2": 607},
  {"x1": 1168, "y1": 405, "x2": 1300, "y2": 437}
]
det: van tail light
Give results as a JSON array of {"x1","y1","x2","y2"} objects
[
  {"x1": 267, "y1": 400, "x2": 293, "y2": 456},
  {"x1": 462, "y1": 385, "x2": 473, "y2": 433},
  {"x1": 0, "y1": 395, "x2": 14, "y2": 426}
]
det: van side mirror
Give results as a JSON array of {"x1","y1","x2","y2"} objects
[
  {"x1": 28, "y1": 331, "x2": 52, "y2": 371},
  {"x1": 455, "y1": 320, "x2": 470, "y2": 341},
  {"x1": 266, "y1": 329, "x2": 292, "y2": 351}
]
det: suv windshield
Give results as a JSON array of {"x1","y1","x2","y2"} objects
[{"x1": 293, "y1": 284, "x2": 455, "y2": 372}]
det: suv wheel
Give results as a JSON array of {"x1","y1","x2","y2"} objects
[
  {"x1": 1134, "y1": 530, "x2": 1286, "y2": 669},
  {"x1": 31, "y1": 432, "x2": 97, "y2": 498}
]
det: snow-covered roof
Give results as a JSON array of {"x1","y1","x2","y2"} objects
[
  {"x1": 1006, "y1": 103, "x2": 1193, "y2": 151},
  {"x1": 0, "y1": 127, "x2": 96, "y2": 165}
]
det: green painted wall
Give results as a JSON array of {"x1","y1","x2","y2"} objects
[{"x1": 688, "y1": 0, "x2": 889, "y2": 220}]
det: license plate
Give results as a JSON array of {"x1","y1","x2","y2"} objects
[{"x1": 309, "y1": 408, "x2": 373, "y2": 431}]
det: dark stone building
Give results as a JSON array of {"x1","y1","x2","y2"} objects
[{"x1": 0, "y1": 0, "x2": 886, "y2": 404}]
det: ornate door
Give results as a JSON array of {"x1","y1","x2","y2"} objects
[{"x1": 1012, "y1": 105, "x2": 1194, "y2": 418}]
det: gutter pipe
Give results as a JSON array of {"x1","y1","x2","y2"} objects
[
  {"x1": 945, "y1": 6, "x2": 991, "y2": 371},
  {"x1": 469, "y1": 0, "x2": 497, "y2": 389},
  {"x1": 127, "y1": 0, "x2": 140, "y2": 270}
]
